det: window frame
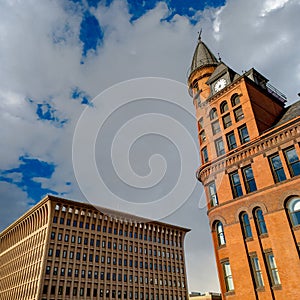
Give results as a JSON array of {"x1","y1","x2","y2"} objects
[
  {"x1": 284, "y1": 147, "x2": 300, "y2": 177},
  {"x1": 201, "y1": 146, "x2": 209, "y2": 164},
  {"x1": 216, "y1": 221, "x2": 226, "y2": 246},
  {"x1": 226, "y1": 131, "x2": 237, "y2": 150},
  {"x1": 222, "y1": 113, "x2": 232, "y2": 129},
  {"x1": 254, "y1": 208, "x2": 268, "y2": 236},
  {"x1": 229, "y1": 171, "x2": 243, "y2": 198},
  {"x1": 265, "y1": 251, "x2": 281, "y2": 287},
  {"x1": 250, "y1": 254, "x2": 264, "y2": 289},
  {"x1": 242, "y1": 166, "x2": 257, "y2": 193},
  {"x1": 233, "y1": 106, "x2": 244, "y2": 122},
  {"x1": 209, "y1": 108, "x2": 218, "y2": 120},
  {"x1": 220, "y1": 101, "x2": 229, "y2": 113},
  {"x1": 240, "y1": 212, "x2": 253, "y2": 239},
  {"x1": 231, "y1": 94, "x2": 240, "y2": 107},
  {"x1": 215, "y1": 137, "x2": 225, "y2": 156},
  {"x1": 208, "y1": 181, "x2": 218, "y2": 207},
  {"x1": 286, "y1": 197, "x2": 300, "y2": 227},
  {"x1": 211, "y1": 120, "x2": 221, "y2": 135},
  {"x1": 269, "y1": 153, "x2": 286, "y2": 183},
  {"x1": 221, "y1": 260, "x2": 234, "y2": 292}
]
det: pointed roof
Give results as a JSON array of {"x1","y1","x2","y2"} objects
[{"x1": 189, "y1": 37, "x2": 218, "y2": 76}]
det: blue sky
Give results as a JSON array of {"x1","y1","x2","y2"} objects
[{"x1": 0, "y1": 0, "x2": 299, "y2": 293}]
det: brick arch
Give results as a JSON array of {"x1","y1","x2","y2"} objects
[
  {"x1": 235, "y1": 206, "x2": 251, "y2": 221},
  {"x1": 249, "y1": 202, "x2": 268, "y2": 215},
  {"x1": 278, "y1": 189, "x2": 300, "y2": 208},
  {"x1": 209, "y1": 215, "x2": 227, "y2": 229}
]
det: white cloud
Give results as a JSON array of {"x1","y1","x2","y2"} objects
[{"x1": 261, "y1": 0, "x2": 290, "y2": 16}]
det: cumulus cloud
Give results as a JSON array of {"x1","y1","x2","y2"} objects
[{"x1": 0, "y1": 0, "x2": 299, "y2": 293}]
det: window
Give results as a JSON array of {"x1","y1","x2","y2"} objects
[
  {"x1": 265, "y1": 252, "x2": 281, "y2": 286},
  {"x1": 269, "y1": 154, "x2": 286, "y2": 182},
  {"x1": 208, "y1": 182, "x2": 218, "y2": 206},
  {"x1": 220, "y1": 101, "x2": 229, "y2": 113},
  {"x1": 209, "y1": 108, "x2": 218, "y2": 120},
  {"x1": 200, "y1": 130, "x2": 206, "y2": 143},
  {"x1": 226, "y1": 131, "x2": 237, "y2": 150},
  {"x1": 230, "y1": 171, "x2": 243, "y2": 198},
  {"x1": 284, "y1": 147, "x2": 300, "y2": 177},
  {"x1": 231, "y1": 94, "x2": 240, "y2": 106},
  {"x1": 254, "y1": 208, "x2": 267, "y2": 235},
  {"x1": 238, "y1": 125, "x2": 250, "y2": 144},
  {"x1": 242, "y1": 166, "x2": 257, "y2": 193},
  {"x1": 215, "y1": 138, "x2": 225, "y2": 156},
  {"x1": 234, "y1": 106, "x2": 244, "y2": 122},
  {"x1": 216, "y1": 221, "x2": 226, "y2": 246},
  {"x1": 222, "y1": 113, "x2": 232, "y2": 128},
  {"x1": 222, "y1": 261, "x2": 234, "y2": 292},
  {"x1": 198, "y1": 117, "x2": 203, "y2": 130},
  {"x1": 201, "y1": 146, "x2": 209, "y2": 164},
  {"x1": 250, "y1": 255, "x2": 264, "y2": 288},
  {"x1": 240, "y1": 212, "x2": 252, "y2": 239},
  {"x1": 286, "y1": 197, "x2": 300, "y2": 226},
  {"x1": 212, "y1": 121, "x2": 221, "y2": 135}
]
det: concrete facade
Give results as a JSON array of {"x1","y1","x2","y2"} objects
[
  {"x1": 0, "y1": 195, "x2": 190, "y2": 300},
  {"x1": 188, "y1": 38, "x2": 300, "y2": 300}
]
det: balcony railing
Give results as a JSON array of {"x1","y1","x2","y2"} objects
[{"x1": 266, "y1": 83, "x2": 287, "y2": 103}]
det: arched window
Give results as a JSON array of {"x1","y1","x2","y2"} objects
[
  {"x1": 216, "y1": 221, "x2": 226, "y2": 246},
  {"x1": 240, "y1": 212, "x2": 252, "y2": 238},
  {"x1": 231, "y1": 94, "x2": 240, "y2": 106},
  {"x1": 220, "y1": 101, "x2": 229, "y2": 113},
  {"x1": 287, "y1": 197, "x2": 300, "y2": 226},
  {"x1": 254, "y1": 208, "x2": 268, "y2": 235},
  {"x1": 209, "y1": 108, "x2": 218, "y2": 120}
]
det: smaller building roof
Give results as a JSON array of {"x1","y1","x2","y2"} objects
[
  {"x1": 274, "y1": 100, "x2": 300, "y2": 127},
  {"x1": 190, "y1": 37, "x2": 218, "y2": 76}
]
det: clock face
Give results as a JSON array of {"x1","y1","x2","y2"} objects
[{"x1": 214, "y1": 78, "x2": 227, "y2": 92}]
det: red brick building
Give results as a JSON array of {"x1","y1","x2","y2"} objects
[{"x1": 188, "y1": 37, "x2": 300, "y2": 299}]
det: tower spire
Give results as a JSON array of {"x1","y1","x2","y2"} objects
[{"x1": 197, "y1": 28, "x2": 202, "y2": 41}]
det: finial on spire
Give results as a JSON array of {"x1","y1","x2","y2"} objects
[
  {"x1": 197, "y1": 28, "x2": 202, "y2": 41},
  {"x1": 217, "y1": 52, "x2": 222, "y2": 62}
]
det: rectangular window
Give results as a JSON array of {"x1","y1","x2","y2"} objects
[
  {"x1": 230, "y1": 171, "x2": 243, "y2": 198},
  {"x1": 198, "y1": 118, "x2": 203, "y2": 130},
  {"x1": 250, "y1": 255, "x2": 264, "y2": 288},
  {"x1": 226, "y1": 131, "x2": 237, "y2": 150},
  {"x1": 222, "y1": 261, "x2": 234, "y2": 292},
  {"x1": 284, "y1": 147, "x2": 300, "y2": 177},
  {"x1": 201, "y1": 146, "x2": 209, "y2": 164},
  {"x1": 222, "y1": 113, "x2": 232, "y2": 128},
  {"x1": 200, "y1": 130, "x2": 206, "y2": 143},
  {"x1": 234, "y1": 106, "x2": 244, "y2": 122},
  {"x1": 212, "y1": 121, "x2": 221, "y2": 135},
  {"x1": 265, "y1": 252, "x2": 281, "y2": 286},
  {"x1": 208, "y1": 182, "x2": 218, "y2": 206},
  {"x1": 242, "y1": 166, "x2": 257, "y2": 193},
  {"x1": 238, "y1": 125, "x2": 250, "y2": 144},
  {"x1": 215, "y1": 138, "x2": 225, "y2": 156},
  {"x1": 269, "y1": 154, "x2": 286, "y2": 182}
]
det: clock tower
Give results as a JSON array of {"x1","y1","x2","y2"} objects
[{"x1": 188, "y1": 37, "x2": 300, "y2": 299}]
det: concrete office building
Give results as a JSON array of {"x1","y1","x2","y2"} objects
[{"x1": 0, "y1": 195, "x2": 190, "y2": 300}]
